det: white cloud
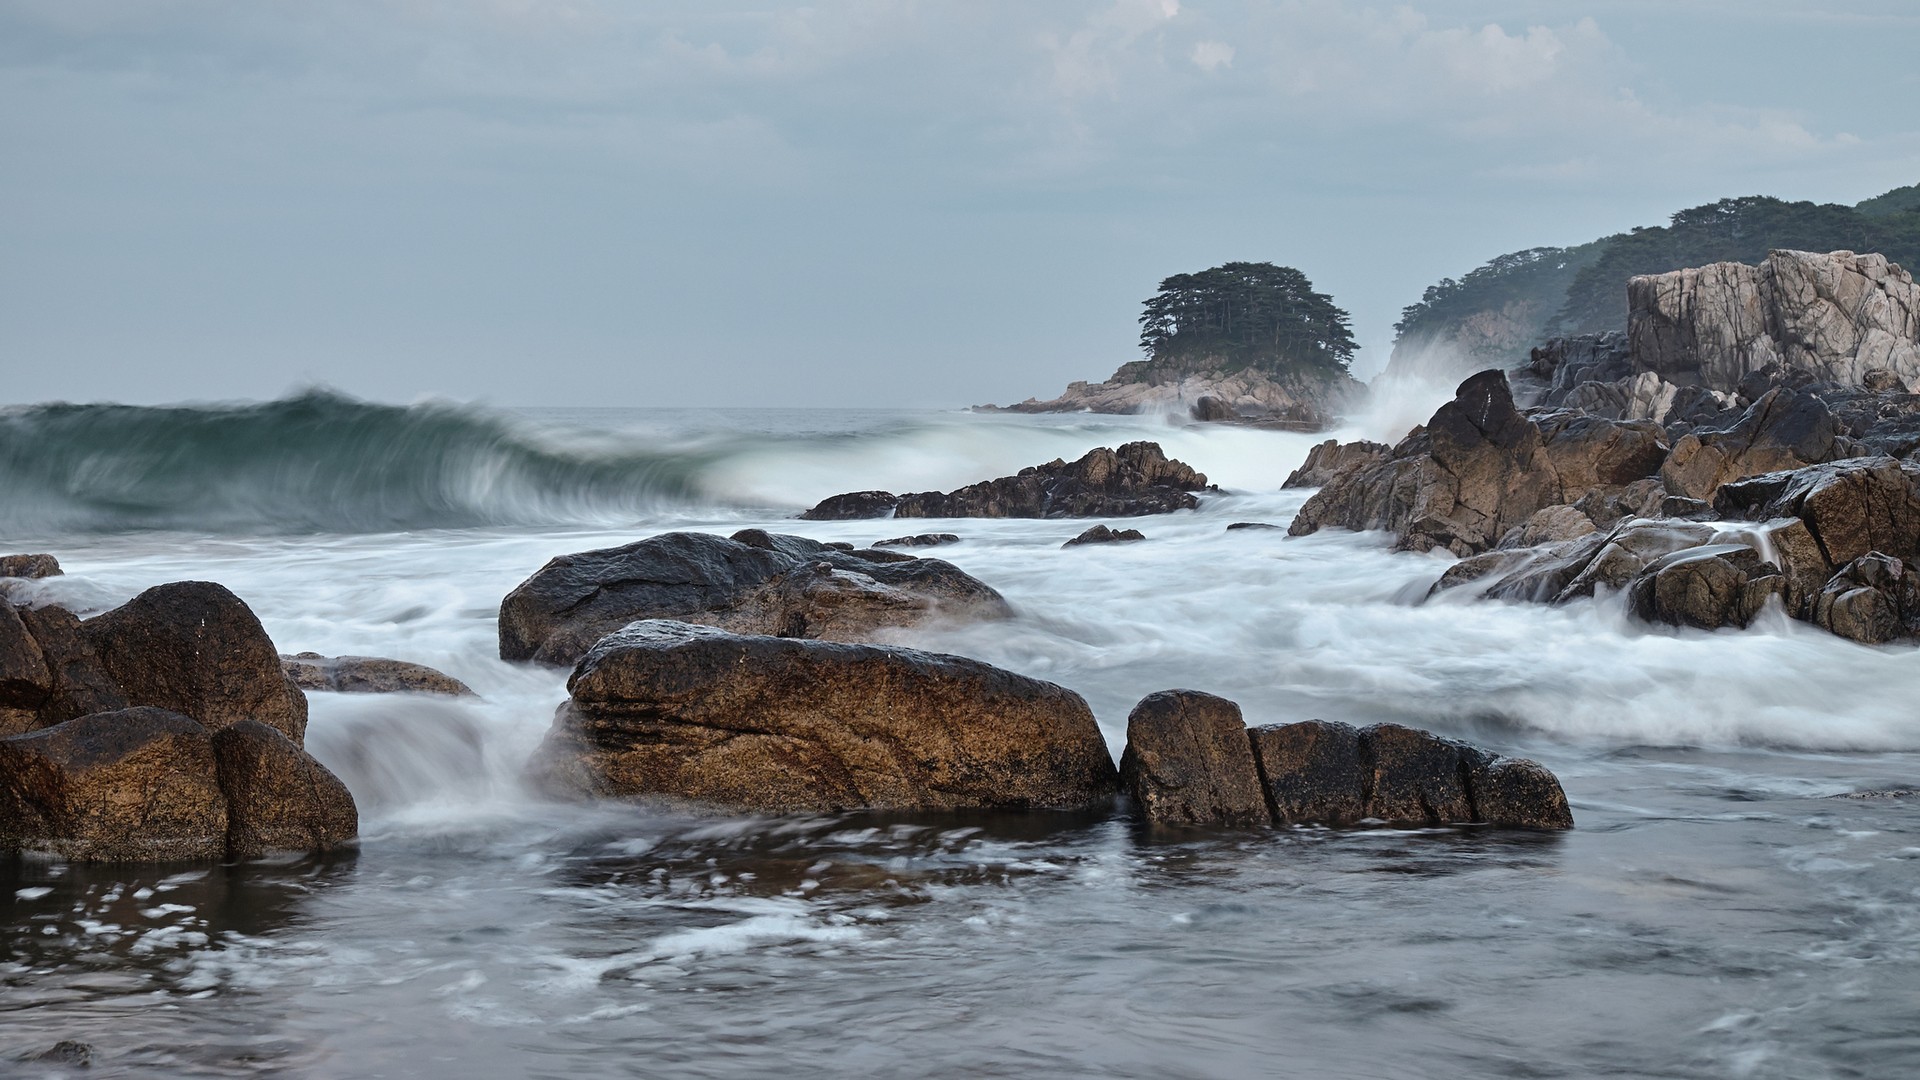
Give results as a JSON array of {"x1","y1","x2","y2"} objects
[{"x1": 1190, "y1": 40, "x2": 1233, "y2": 72}]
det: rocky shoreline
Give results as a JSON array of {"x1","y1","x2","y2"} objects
[{"x1": 976, "y1": 362, "x2": 1365, "y2": 430}]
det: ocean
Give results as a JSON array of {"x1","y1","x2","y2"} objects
[{"x1": 3, "y1": 392, "x2": 1917, "y2": 1078}]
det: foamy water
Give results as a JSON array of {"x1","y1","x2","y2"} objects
[{"x1": 4, "y1": 399, "x2": 1918, "y2": 1078}]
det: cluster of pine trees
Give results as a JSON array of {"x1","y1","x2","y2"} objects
[
  {"x1": 1135, "y1": 262, "x2": 1357, "y2": 378},
  {"x1": 1394, "y1": 184, "x2": 1920, "y2": 355}
]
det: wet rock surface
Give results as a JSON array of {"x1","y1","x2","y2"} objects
[
  {"x1": 281, "y1": 653, "x2": 475, "y2": 697},
  {"x1": 0, "y1": 554, "x2": 62, "y2": 579},
  {"x1": 801, "y1": 442, "x2": 1213, "y2": 521},
  {"x1": 81, "y1": 581, "x2": 309, "y2": 744},
  {"x1": 532, "y1": 621, "x2": 1119, "y2": 814},
  {"x1": 1283, "y1": 438, "x2": 1390, "y2": 488},
  {"x1": 1119, "y1": 693, "x2": 1573, "y2": 830},
  {"x1": 1063, "y1": 525, "x2": 1145, "y2": 547},
  {"x1": 872, "y1": 533, "x2": 960, "y2": 549},
  {"x1": 212, "y1": 720, "x2": 360, "y2": 859},
  {"x1": 1119, "y1": 691, "x2": 1268, "y2": 826},
  {"x1": 498, "y1": 529, "x2": 1012, "y2": 666}
]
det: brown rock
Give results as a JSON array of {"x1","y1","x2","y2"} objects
[
  {"x1": 0, "y1": 604, "x2": 52, "y2": 736},
  {"x1": 1247, "y1": 719, "x2": 1367, "y2": 825},
  {"x1": 1659, "y1": 389, "x2": 1847, "y2": 502},
  {"x1": 13, "y1": 604, "x2": 128, "y2": 729},
  {"x1": 0, "y1": 554, "x2": 62, "y2": 579},
  {"x1": 1468, "y1": 757, "x2": 1574, "y2": 829},
  {"x1": 0, "y1": 708, "x2": 228, "y2": 862},
  {"x1": 531, "y1": 620, "x2": 1118, "y2": 813},
  {"x1": 1283, "y1": 439, "x2": 1390, "y2": 489},
  {"x1": 212, "y1": 720, "x2": 359, "y2": 858},
  {"x1": 1712, "y1": 457, "x2": 1920, "y2": 566},
  {"x1": 499, "y1": 530, "x2": 1012, "y2": 666},
  {"x1": 1117, "y1": 690, "x2": 1268, "y2": 826},
  {"x1": 1361, "y1": 723, "x2": 1485, "y2": 824},
  {"x1": 82, "y1": 582, "x2": 308, "y2": 745},
  {"x1": 801, "y1": 491, "x2": 900, "y2": 521},
  {"x1": 281, "y1": 653, "x2": 475, "y2": 697}
]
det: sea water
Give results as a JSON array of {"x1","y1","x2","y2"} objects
[{"x1": 2, "y1": 394, "x2": 1917, "y2": 1078}]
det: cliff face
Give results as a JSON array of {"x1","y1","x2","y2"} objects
[
  {"x1": 1628, "y1": 250, "x2": 1920, "y2": 393},
  {"x1": 982, "y1": 362, "x2": 1365, "y2": 429}
]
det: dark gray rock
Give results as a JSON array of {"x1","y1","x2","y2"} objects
[
  {"x1": 1247, "y1": 719, "x2": 1367, "y2": 826},
  {"x1": 803, "y1": 442, "x2": 1213, "y2": 521},
  {"x1": 873, "y1": 533, "x2": 960, "y2": 549},
  {"x1": 1063, "y1": 525, "x2": 1145, "y2": 548},
  {"x1": 498, "y1": 529, "x2": 1013, "y2": 666},
  {"x1": 1282, "y1": 439, "x2": 1390, "y2": 488}
]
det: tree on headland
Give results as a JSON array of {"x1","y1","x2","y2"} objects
[{"x1": 1137, "y1": 262, "x2": 1357, "y2": 378}]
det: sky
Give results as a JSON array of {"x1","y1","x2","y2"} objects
[{"x1": 2, "y1": 1, "x2": 1916, "y2": 409}]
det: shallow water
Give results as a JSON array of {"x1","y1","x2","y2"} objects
[{"x1": 4, "y1": 400, "x2": 1919, "y2": 1078}]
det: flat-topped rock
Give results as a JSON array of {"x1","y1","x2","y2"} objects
[
  {"x1": 801, "y1": 442, "x2": 1213, "y2": 521},
  {"x1": 498, "y1": 529, "x2": 1012, "y2": 666},
  {"x1": 532, "y1": 621, "x2": 1118, "y2": 813},
  {"x1": 282, "y1": 653, "x2": 475, "y2": 697}
]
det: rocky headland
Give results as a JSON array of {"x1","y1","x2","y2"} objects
[
  {"x1": 1288, "y1": 248, "x2": 1920, "y2": 647},
  {"x1": 980, "y1": 362, "x2": 1365, "y2": 430}
]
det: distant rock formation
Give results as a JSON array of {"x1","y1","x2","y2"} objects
[
  {"x1": 978, "y1": 364, "x2": 1363, "y2": 430},
  {"x1": 281, "y1": 653, "x2": 475, "y2": 697},
  {"x1": 801, "y1": 442, "x2": 1214, "y2": 521}
]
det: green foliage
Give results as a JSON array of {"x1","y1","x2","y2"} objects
[
  {"x1": 1393, "y1": 244, "x2": 1601, "y2": 343},
  {"x1": 1549, "y1": 195, "x2": 1920, "y2": 335},
  {"x1": 1392, "y1": 181, "x2": 1920, "y2": 357},
  {"x1": 1857, "y1": 183, "x2": 1920, "y2": 219},
  {"x1": 1138, "y1": 262, "x2": 1356, "y2": 377}
]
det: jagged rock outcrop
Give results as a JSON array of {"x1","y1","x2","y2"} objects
[
  {"x1": 1118, "y1": 690, "x2": 1268, "y2": 826},
  {"x1": 981, "y1": 364, "x2": 1363, "y2": 430},
  {"x1": 1629, "y1": 250, "x2": 1920, "y2": 392},
  {"x1": 801, "y1": 442, "x2": 1214, "y2": 521},
  {"x1": 873, "y1": 533, "x2": 960, "y2": 549},
  {"x1": 281, "y1": 653, "x2": 475, "y2": 697},
  {"x1": 1711, "y1": 457, "x2": 1920, "y2": 567},
  {"x1": 81, "y1": 581, "x2": 309, "y2": 744},
  {"x1": 530, "y1": 621, "x2": 1119, "y2": 813},
  {"x1": 1658, "y1": 388, "x2": 1854, "y2": 501},
  {"x1": 1118, "y1": 696, "x2": 1574, "y2": 830},
  {"x1": 498, "y1": 529, "x2": 1012, "y2": 666},
  {"x1": 1063, "y1": 525, "x2": 1145, "y2": 547},
  {"x1": 1288, "y1": 370, "x2": 1667, "y2": 556},
  {"x1": 1282, "y1": 439, "x2": 1390, "y2": 488}
]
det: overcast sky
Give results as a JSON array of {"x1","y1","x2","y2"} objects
[{"x1": 2, "y1": 1, "x2": 1916, "y2": 408}]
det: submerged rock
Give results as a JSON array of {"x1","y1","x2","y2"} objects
[
  {"x1": 281, "y1": 653, "x2": 475, "y2": 697},
  {"x1": 81, "y1": 581, "x2": 309, "y2": 745},
  {"x1": 1119, "y1": 690, "x2": 1268, "y2": 826},
  {"x1": 498, "y1": 529, "x2": 1012, "y2": 666},
  {"x1": 801, "y1": 442, "x2": 1213, "y2": 521},
  {"x1": 1063, "y1": 525, "x2": 1145, "y2": 548},
  {"x1": 873, "y1": 533, "x2": 960, "y2": 549},
  {"x1": 532, "y1": 621, "x2": 1119, "y2": 814}
]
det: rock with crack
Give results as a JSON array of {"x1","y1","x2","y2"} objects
[
  {"x1": 498, "y1": 529, "x2": 1013, "y2": 666},
  {"x1": 529, "y1": 620, "x2": 1119, "y2": 813},
  {"x1": 1118, "y1": 690, "x2": 1268, "y2": 826}
]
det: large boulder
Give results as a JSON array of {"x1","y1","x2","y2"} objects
[
  {"x1": 15, "y1": 605, "x2": 127, "y2": 728},
  {"x1": 1289, "y1": 370, "x2": 1667, "y2": 556},
  {"x1": 281, "y1": 653, "x2": 475, "y2": 697},
  {"x1": 81, "y1": 582, "x2": 308, "y2": 744},
  {"x1": 1625, "y1": 544, "x2": 1786, "y2": 631},
  {"x1": 801, "y1": 442, "x2": 1213, "y2": 521},
  {"x1": 1808, "y1": 553, "x2": 1920, "y2": 645},
  {"x1": 1118, "y1": 690, "x2": 1268, "y2": 826},
  {"x1": 0, "y1": 708, "x2": 229, "y2": 862},
  {"x1": 0, "y1": 554, "x2": 61, "y2": 579},
  {"x1": 1628, "y1": 250, "x2": 1920, "y2": 393},
  {"x1": 498, "y1": 529, "x2": 1012, "y2": 666},
  {"x1": 531, "y1": 621, "x2": 1119, "y2": 813},
  {"x1": 0, "y1": 604, "x2": 52, "y2": 737},
  {"x1": 212, "y1": 721, "x2": 359, "y2": 858},
  {"x1": 1246, "y1": 719, "x2": 1368, "y2": 826}
]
